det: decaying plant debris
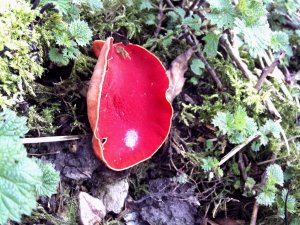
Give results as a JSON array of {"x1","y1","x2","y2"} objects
[{"x1": 2, "y1": 0, "x2": 300, "y2": 224}]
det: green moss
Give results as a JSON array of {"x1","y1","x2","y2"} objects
[{"x1": 0, "y1": 0, "x2": 44, "y2": 107}]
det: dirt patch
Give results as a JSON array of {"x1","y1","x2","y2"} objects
[
  {"x1": 27, "y1": 135, "x2": 101, "y2": 180},
  {"x1": 125, "y1": 178, "x2": 201, "y2": 225}
]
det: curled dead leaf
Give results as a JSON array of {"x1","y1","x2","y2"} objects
[{"x1": 166, "y1": 47, "x2": 195, "y2": 102}]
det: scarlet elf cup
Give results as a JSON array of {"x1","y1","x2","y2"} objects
[{"x1": 87, "y1": 38, "x2": 173, "y2": 171}]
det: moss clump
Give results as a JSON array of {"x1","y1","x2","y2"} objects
[{"x1": 0, "y1": 0, "x2": 44, "y2": 107}]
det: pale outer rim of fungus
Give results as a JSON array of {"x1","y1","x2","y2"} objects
[{"x1": 92, "y1": 37, "x2": 173, "y2": 171}]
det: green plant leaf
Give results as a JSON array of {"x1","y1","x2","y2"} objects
[
  {"x1": 174, "y1": 7, "x2": 186, "y2": 19},
  {"x1": 166, "y1": 7, "x2": 185, "y2": 23},
  {"x1": 190, "y1": 58, "x2": 205, "y2": 76},
  {"x1": 63, "y1": 46, "x2": 80, "y2": 60},
  {"x1": 139, "y1": 0, "x2": 153, "y2": 10},
  {"x1": 212, "y1": 111, "x2": 231, "y2": 134},
  {"x1": 49, "y1": 48, "x2": 69, "y2": 66},
  {"x1": 203, "y1": 33, "x2": 220, "y2": 58},
  {"x1": 69, "y1": 19, "x2": 92, "y2": 46},
  {"x1": 245, "y1": 177, "x2": 256, "y2": 190},
  {"x1": 40, "y1": 0, "x2": 71, "y2": 15},
  {"x1": 160, "y1": 30, "x2": 174, "y2": 48},
  {"x1": 271, "y1": 31, "x2": 290, "y2": 54},
  {"x1": 0, "y1": 109, "x2": 60, "y2": 225},
  {"x1": 201, "y1": 157, "x2": 219, "y2": 172},
  {"x1": 88, "y1": 0, "x2": 103, "y2": 10},
  {"x1": 234, "y1": 17, "x2": 272, "y2": 58},
  {"x1": 205, "y1": 0, "x2": 236, "y2": 29},
  {"x1": 237, "y1": 0, "x2": 267, "y2": 26},
  {"x1": 55, "y1": 32, "x2": 72, "y2": 47},
  {"x1": 266, "y1": 164, "x2": 284, "y2": 186},
  {"x1": 35, "y1": 159, "x2": 60, "y2": 197},
  {"x1": 182, "y1": 15, "x2": 201, "y2": 31},
  {"x1": 256, "y1": 190, "x2": 275, "y2": 206},
  {"x1": 212, "y1": 107, "x2": 258, "y2": 144},
  {"x1": 0, "y1": 137, "x2": 41, "y2": 224},
  {"x1": 277, "y1": 189, "x2": 296, "y2": 218},
  {"x1": 145, "y1": 14, "x2": 156, "y2": 25},
  {"x1": 189, "y1": 77, "x2": 199, "y2": 85},
  {"x1": 0, "y1": 109, "x2": 28, "y2": 137},
  {"x1": 260, "y1": 119, "x2": 281, "y2": 139}
]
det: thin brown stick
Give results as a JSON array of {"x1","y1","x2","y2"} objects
[
  {"x1": 288, "y1": 135, "x2": 300, "y2": 142},
  {"x1": 154, "y1": 0, "x2": 165, "y2": 37},
  {"x1": 189, "y1": 0, "x2": 200, "y2": 10},
  {"x1": 256, "y1": 157, "x2": 280, "y2": 166},
  {"x1": 196, "y1": 49, "x2": 224, "y2": 91},
  {"x1": 250, "y1": 201, "x2": 259, "y2": 225},
  {"x1": 251, "y1": 155, "x2": 276, "y2": 225},
  {"x1": 255, "y1": 51, "x2": 286, "y2": 91},
  {"x1": 183, "y1": 30, "x2": 224, "y2": 91},
  {"x1": 165, "y1": 0, "x2": 175, "y2": 8},
  {"x1": 220, "y1": 34, "x2": 254, "y2": 79},
  {"x1": 265, "y1": 97, "x2": 282, "y2": 120},
  {"x1": 238, "y1": 153, "x2": 247, "y2": 181}
]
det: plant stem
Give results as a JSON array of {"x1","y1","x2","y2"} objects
[
  {"x1": 183, "y1": 30, "x2": 225, "y2": 91},
  {"x1": 154, "y1": 0, "x2": 165, "y2": 37},
  {"x1": 220, "y1": 34, "x2": 254, "y2": 79},
  {"x1": 165, "y1": 0, "x2": 175, "y2": 8},
  {"x1": 255, "y1": 51, "x2": 286, "y2": 91}
]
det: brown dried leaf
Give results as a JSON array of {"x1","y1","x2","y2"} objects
[{"x1": 166, "y1": 47, "x2": 195, "y2": 102}]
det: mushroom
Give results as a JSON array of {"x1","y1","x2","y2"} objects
[{"x1": 87, "y1": 38, "x2": 173, "y2": 171}]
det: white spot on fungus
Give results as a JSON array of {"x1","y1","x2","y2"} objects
[{"x1": 124, "y1": 129, "x2": 138, "y2": 149}]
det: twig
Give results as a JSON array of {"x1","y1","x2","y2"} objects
[
  {"x1": 277, "y1": 120, "x2": 290, "y2": 155},
  {"x1": 262, "y1": 53, "x2": 293, "y2": 101},
  {"x1": 238, "y1": 153, "x2": 247, "y2": 181},
  {"x1": 181, "y1": 0, "x2": 187, "y2": 7},
  {"x1": 250, "y1": 201, "x2": 259, "y2": 225},
  {"x1": 284, "y1": 188, "x2": 289, "y2": 225},
  {"x1": 251, "y1": 156, "x2": 275, "y2": 225},
  {"x1": 183, "y1": 30, "x2": 225, "y2": 91},
  {"x1": 188, "y1": 0, "x2": 200, "y2": 11},
  {"x1": 288, "y1": 135, "x2": 300, "y2": 142},
  {"x1": 165, "y1": 0, "x2": 175, "y2": 8},
  {"x1": 154, "y1": 0, "x2": 165, "y2": 37},
  {"x1": 219, "y1": 134, "x2": 259, "y2": 166},
  {"x1": 196, "y1": 49, "x2": 224, "y2": 91},
  {"x1": 284, "y1": 15, "x2": 300, "y2": 30},
  {"x1": 255, "y1": 51, "x2": 286, "y2": 91},
  {"x1": 265, "y1": 97, "x2": 282, "y2": 120},
  {"x1": 220, "y1": 34, "x2": 255, "y2": 80},
  {"x1": 22, "y1": 135, "x2": 82, "y2": 144},
  {"x1": 256, "y1": 156, "x2": 286, "y2": 165}
]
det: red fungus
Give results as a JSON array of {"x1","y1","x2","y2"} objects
[{"x1": 87, "y1": 38, "x2": 173, "y2": 171}]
